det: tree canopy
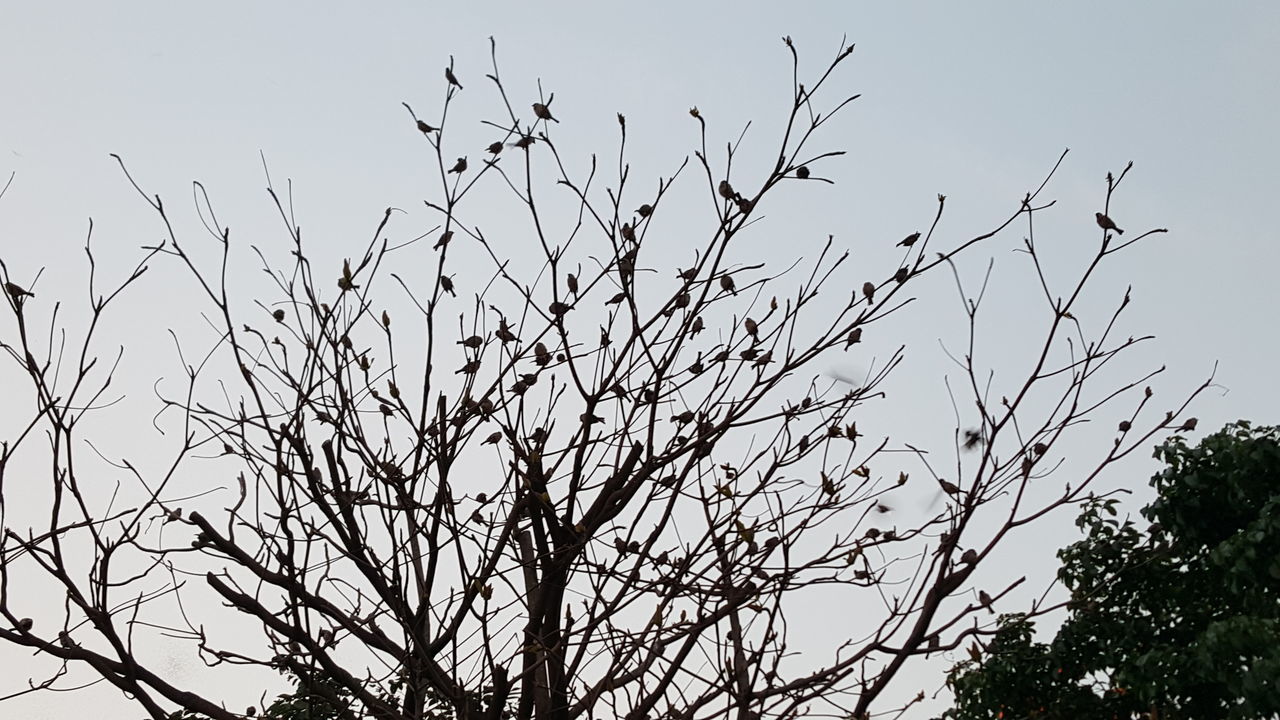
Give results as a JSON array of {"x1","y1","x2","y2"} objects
[
  {"x1": 946, "y1": 421, "x2": 1280, "y2": 720},
  {"x1": 0, "y1": 38, "x2": 1202, "y2": 720}
]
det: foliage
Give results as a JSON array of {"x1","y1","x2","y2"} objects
[{"x1": 945, "y1": 421, "x2": 1280, "y2": 720}]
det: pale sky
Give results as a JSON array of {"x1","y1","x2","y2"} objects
[{"x1": 2, "y1": 3, "x2": 1278, "y2": 718}]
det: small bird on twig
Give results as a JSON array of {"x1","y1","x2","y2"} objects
[
  {"x1": 532, "y1": 102, "x2": 558, "y2": 123},
  {"x1": 1095, "y1": 212, "x2": 1124, "y2": 235},
  {"x1": 445, "y1": 66, "x2": 462, "y2": 89},
  {"x1": 416, "y1": 120, "x2": 438, "y2": 135},
  {"x1": 448, "y1": 157, "x2": 468, "y2": 174},
  {"x1": 5, "y1": 282, "x2": 33, "y2": 300},
  {"x1": 898, "y1": 232, "x2": 920, "y2": 248}
]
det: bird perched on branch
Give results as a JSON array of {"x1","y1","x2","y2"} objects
[
  {"x1": 1095, "y1": 212, "x2": 1124, "y2": 235},
  {"x1": 898, "y1": 232, "x2": 920, "y2": 247},
  {"x1": 448, "y1": 157, "x2": 468, "y2": 174},
  {"x1": 5, "y1": 282, "x2": 33, "y2": 301},
  {"x1": 532, "y1": 102, "x2": 558, "y2": 123},
  {"x1": 445, "y1": 66, "x2": 462, "y2": 89}
]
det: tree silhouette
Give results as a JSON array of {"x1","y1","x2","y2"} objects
[{"x1": 0, "y1": 38, "x2": 1204, "y2": 720}]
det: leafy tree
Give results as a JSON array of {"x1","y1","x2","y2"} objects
[
  {"x1": 946, "y1": 421, "x2": 1280, "y2": 719},
  {"x1": 0, "y1": 38, "x2": 1200, "y2": 720}
]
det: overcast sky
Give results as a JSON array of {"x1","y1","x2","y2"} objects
[{"x1": 2, "y1": 3, "x2": 1277, "y2": 718}]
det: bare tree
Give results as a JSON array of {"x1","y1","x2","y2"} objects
[{"x1": 0, "y1": 38, "x2": 1204, "y2": 720}]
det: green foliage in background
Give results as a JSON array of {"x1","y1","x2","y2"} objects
[{"x1": 946, "y1": 421, "x2": 1280, "y2": 720}]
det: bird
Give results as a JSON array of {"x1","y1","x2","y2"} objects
[
  {"x1": 978, "y1": 590, "x2": 994, "y2": 614},
  {"x1": 273, "y1": 309, "x2": 286, "y2": 323},
  {"x1": 744, "y1": 318, "x2": 759, "y2": 339},
  {"x1": 445, "y1": 67, "x2": 462, "y2": 89},
  {"x1": 898, "y1": 232, "x2": 921, "y2": 247},
  {"x1": 439, "y1": 275, "x2": 455, "y2": 296},
  {"x1": 637, "y1": 203, "x2": 653, "y2": 217},
  {"x1": 845, "y1": 328, "x2": 862, "y2": 348},
  {"x1": 486, "y1": 141, "x2": 504, "y2": 155},
  {"x1": 548, "y1": 301, "x2": 571, "y2": 318},
  {"x1": 416, "y1": 120, "x2": 438, "y2": 135},
  {"x1": 939, "y1": 479, "x2": 961, "y2": 495},
  {"x1": 494, "y1": 319, "x2": 517, "y2": 344},
  {"x1": 532, "y1": 102, "x2": 558, "y2": 123},
  {"x1": 17, "y1": 618, "x2": 33, "y2": 632},
  {"x1": 1095, "y1": 212, "x2": 1124, "y2": 235},
  {"x1": 434, "y1": 230, "x2": 453, "y2": 250},
  {"x1": 482, "y1": 431, "x2": 502, "y2": 445},
  {"x1": 605, "y1": 291, "x2": 626, "y2": 305},
  {"x1": 5, "y1": 281, "x2": 33, "y2": 300},
  {"x1": 720, "y1": 274, "x2": 737, "y2": 295},
  {"x1": 861, "y1": 281, "x2": 875, "y2": 304},
  {"x1": 795, "y1": 165, "x2": 810, "y2": 179},
  {"x1": 566, "y1": 274, "x2": 579, "y2": 296},
  {"x1": 893, "y1": 267, "x2": 910, "y2": 284},
  {"x1": 718, "y1": 180, "x2": 736, "y2": 200},
  {"x1": 448, "y1": 157, "x2": 468, "y2": 174},
  {"x1": 1178, "y1": 417, "x2": 1198, "y2": 432}
]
